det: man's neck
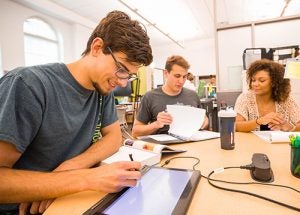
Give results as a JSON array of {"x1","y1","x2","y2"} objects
[
  {"x1": 67, "y1": 59, "x2": 93, "y2": 90},
  {"x1": 162, "y1": 85, "x2": 182, "y2": 96}
]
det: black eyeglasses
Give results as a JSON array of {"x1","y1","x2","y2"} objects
[{"x1": 107, "y1": 47, "x2": 138, "y2": 81}]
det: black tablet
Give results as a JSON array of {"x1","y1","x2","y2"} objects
[{"x1": 83, "y1": 166, "x2": 201, "y2": 215}]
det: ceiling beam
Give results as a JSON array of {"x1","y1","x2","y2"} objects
[
  {"x1": 280, "y1": 0, "x2": 291, "y2": 17},
  {"x1": 118, "y1": 0, "x2": 185, "y2": 49}
]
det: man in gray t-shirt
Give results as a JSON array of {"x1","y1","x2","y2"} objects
[
  {"x1": 132, "y1": 55, "x2": 208, "y2": 138},
  {"x1": 0, "y1": 11, "x2": 152, "y2": 215}
]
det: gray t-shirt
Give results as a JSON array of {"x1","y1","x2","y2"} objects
[
  {"x1": 136, "y1": 87, "x2": 201, "y2": 134},
  {"x1": 0, "y1": 63, "x2": 117, "y2": 213}
]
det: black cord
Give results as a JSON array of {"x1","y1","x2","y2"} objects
[
  {"x1": 162, "y1": 157, "x2": 300, "y2": 212},
  {"x1": 207, "y1": 166, "x2": 300, "y2": 212},
  {"x1": 161, "y1": 156, "x2": 200, "y2": 170},
  {"x1": 206, "y1": 172, "x2": 300, "y2": 193}
]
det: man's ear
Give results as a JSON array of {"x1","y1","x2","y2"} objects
[
  {"x1": 90, "y1": 38, "x2": 104, "y2": 57},
  {"x1": 163, "y1": 69, "x2": 168, "y2": 76}
]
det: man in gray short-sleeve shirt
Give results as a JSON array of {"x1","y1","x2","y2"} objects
[
  {"x1": 132, "y1": 55, "x2": 208, "y2": 138},
  {"x1": 0, "y1": 11, "x2": 152, "y2": 215}
]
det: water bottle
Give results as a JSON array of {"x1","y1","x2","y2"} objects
[{"x1": 218, "y1": 107, "x2": 237, "y2": 150}]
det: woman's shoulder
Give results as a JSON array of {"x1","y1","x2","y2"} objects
[
  {"x1": 237, "y1": 91, "x2": 255, "y2": 101},
  {"x1": 280, "y1": 96, "x2": 300, "y2": 108}
]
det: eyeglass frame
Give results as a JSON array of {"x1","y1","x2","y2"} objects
[{"x1": 107, "y1": 47, "x2": 138, "y2": 82}]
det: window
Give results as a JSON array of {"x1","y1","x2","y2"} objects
[
  {"x1": 0, "y1": 46, "x2": 3, "y2": 78},
  {"x1": 23, "y1": 17, "x2": 60, "y2": 66}
]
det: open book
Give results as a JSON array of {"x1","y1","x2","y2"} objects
[
  {"x1": 123, "y1": 139, "x2": 186, "y2": 154},
  {"x1": 253, "y1": 131, "x2": 300, "y2": 144},
  {"x1": 138, "y1": 105, "x2": 220, "y2": 144},
  {"x1": 102, "y1": 139, "x2": 186, "y2": 166}
]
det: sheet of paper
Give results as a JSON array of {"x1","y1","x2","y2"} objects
[
  {"x1": 167, "y1": 105, "x2": 206, "y2": 139},
  {"x1": 147, "y1": 134, "x2": 179, "y2": 141},
  {"x1": 253, "y1": 131, "x2": 300, "y2": 143},
  {"x1": 189, "y1": 130, "x2": 220, "y2": 141}
]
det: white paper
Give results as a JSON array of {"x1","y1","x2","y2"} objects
[
  {"x1": 147, "y1": 134, "x2": 179, "y2": 141},
  {"x1": 167, "y1": 105, "x2": 206, "y2": 139},
  {"x1": 253, "y1": 131, "x2": 300, "y2": 143},
  {"x1": 189, "y1": 130, "x2": 220, "y2": 141}
]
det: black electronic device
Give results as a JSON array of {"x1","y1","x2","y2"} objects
[
  {"x1": 250, "y1": 153, "x2": 274, "y2": 182},
  {"x1": 83, "y1": 166, "x2": 201, "y2": 215}
]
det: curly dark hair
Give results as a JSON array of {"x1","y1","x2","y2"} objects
[
  {"x1": 82, "y1": 10, "x2": 153, "y2": 66},
  {"x1": 165, "y1": 55, "x2": 190, "y2": 72},
  {"x1": 247, "y1": 59, "x2": 291, "y2": 102}
]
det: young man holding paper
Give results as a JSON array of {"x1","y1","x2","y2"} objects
[{"x1": 132, "y1": 55, "x2": 208, "y2": 138}]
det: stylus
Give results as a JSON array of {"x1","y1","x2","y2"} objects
[
  {"x1": 128, "y1": 153, "x2": 139, "y2": 171},
  {"x1": 129, "y1": 153, "x2": 134, "y2": 161}
]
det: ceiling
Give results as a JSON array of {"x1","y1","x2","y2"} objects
[{"x1": 13, "y1": 0, "x2": 300, "y2": 48}]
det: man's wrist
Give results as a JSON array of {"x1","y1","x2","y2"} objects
[{"x1": 153, "y1": 121, "x2": 163, "y2": 129}]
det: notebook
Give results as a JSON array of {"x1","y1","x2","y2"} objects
[
  {"x1": 138, "y1": 130, "x2": 220, "y2": 145},
  {"x1": 101, "y1": 146, "x2": 161, "y2": 166}
]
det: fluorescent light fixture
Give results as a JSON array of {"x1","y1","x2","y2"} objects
[
  {"x1": 284, "y1": 0, "x2": 300, "y2": 16},
  {"x1": 120, "y1": 0, "x2": 203, "y2": 44},
  {"x1": 244, "y1": 0, "x2": 285, "y2": 21}
]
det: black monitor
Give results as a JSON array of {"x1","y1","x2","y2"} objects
[
  {"x1": 113, "y1": 82, "x2": 133, "y2": 97},
  {"x1": 83, "y1": 166, "x2": 201, "y2": 215}
]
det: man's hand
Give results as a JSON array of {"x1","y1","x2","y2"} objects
[
  {"x1": 19, "y1": 159, "x2": 84, "y2": 214},
  {"x1": 86, "y1": 161, "x2": 142, "y2": 193},
  {"x1": 19, "y1": 200, "x2": 54, "y2": 215},
  {"x1": 155, "y1": 111, "x2": 173, "y2": 128}
]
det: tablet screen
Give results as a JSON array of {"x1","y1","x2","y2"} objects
[{"x1": 84, "y1": 167, "x2": 201, "y2": 215}]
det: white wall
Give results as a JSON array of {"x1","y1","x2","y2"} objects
[
  {"x1": 217, "y1": 26, "x2": 252, "y2": 91},
  {"x1": 0, "y1": 0, "x2": 90, "y2": 71},
  {"x1": 152, "y1": 38, "x2": 216, "y2": 76},
  {"x1": 72, "y1": 23, "x2": 92, "y2": 60}
]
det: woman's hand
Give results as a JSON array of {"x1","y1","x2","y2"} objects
[
  {"x1": 257, "y1": 112, "x2": 285, "y2": 126},
  {"x1": 269, "y1": 120, "x2": 295, "y2": 131}
]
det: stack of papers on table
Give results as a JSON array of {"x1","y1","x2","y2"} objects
[{"x1": 253, "y1": 131, "x2": 300, "y2": 144}]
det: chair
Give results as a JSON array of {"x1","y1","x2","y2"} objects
[
  {"x1": 116, "y1": 106, "x2": 128, "y2": 128},
  {"x1": 116, "y1": 106, "x2": 133, "y2": 139}
]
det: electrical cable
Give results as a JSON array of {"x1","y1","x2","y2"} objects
[
  {"x1": 207, "y1": 166, "x2": 300, "y2": 212},
  {"x1": 161, "y1": 156, "x2": 200, "y2": 170},
  {"x1": 162, "y1": 156, "x2": 300, "y2": 212}
]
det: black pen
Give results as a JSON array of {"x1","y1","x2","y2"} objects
[
  {"x1": 128, "y1": 153, "x2": 139, "y2": 171},
  {"x1": 129, "y1": 153, "x2": 134, "y2": 161}
]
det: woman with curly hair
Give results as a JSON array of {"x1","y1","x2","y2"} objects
[{"x1": 234, "y1": 59, "x2": 300, "y2": 132}]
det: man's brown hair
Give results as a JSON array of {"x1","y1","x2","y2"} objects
[
  {"x1": 165, "y1": 55, "x2": 190, "y2": 72},
  {"x1": 82, "y1": 10, "x2": 153, "y2": 66}
]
